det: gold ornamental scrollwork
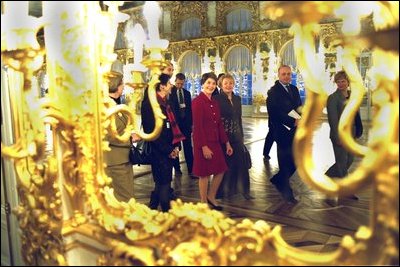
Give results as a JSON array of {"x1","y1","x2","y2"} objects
[
  {"x1": 268, "y1": 0, "x2": 399, "y2": 265},
  {"x1": 1, "y1": 1, "x2": 398, "y2": 266}
]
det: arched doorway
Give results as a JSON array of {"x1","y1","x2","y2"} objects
[
  {"x1": 279, "y1": 39, "x2": 306, "y2": 103},
  {"x1": 225, "y1": 45, "x2": 252, "y2": 105},
  {"x1": 179, "y1": 51, "x2": 202, "y2": 97}
]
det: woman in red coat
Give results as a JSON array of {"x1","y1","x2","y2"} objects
[{"x1": 192, "y1": 72, "x2": 233, "y2": 210}]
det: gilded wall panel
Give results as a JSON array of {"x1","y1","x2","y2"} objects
[
  {"x1": 170, "y1": 1, "x2": 207, "y2": 41},
  {"x1": 216, "y1": 1, "x2": 260, "y2": 34},
  {"x1": 168, "y1": 39, "x2": 207, "y2": 62}
]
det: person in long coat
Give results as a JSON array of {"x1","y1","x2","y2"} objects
[
  {"x1": 214, "y1": 74, "x2": 254, "y2": 200},
  {"x1": 267, "y1": 65, "x2": 302, "y2": 204},
  {"x1": 169, "y1": 73, "x2": 194, "y2": 175},
  {"x1": 141, "y1": 73, "x2": 183, "y2": 212},
  {"x1": 104, "y1": 72, "x2": 134, "y2": 202},
  {"x1": 325, "y1": 70, "x2": 362, "y2": 201},
  {"x1": 192, "y1": 72, "x2": 233, "y2": 210}
]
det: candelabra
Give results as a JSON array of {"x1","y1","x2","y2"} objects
[{"x1": 267, "y1": 1, "x2": 398, "y2": 265}]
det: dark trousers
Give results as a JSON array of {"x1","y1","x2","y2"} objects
[
  {"x1": 263, "y1": 129, "x2": 274, "y2": 157},
  {"x1": 172, "y1": 133, "x2": 194, "y2": 174},
  {"x1": 181, "y1": 135, "x2": 194, "y2": 173},
  {"x1": 149, "y1": 183, "x2": 171, "y2": 212},
  {"x1": 150, "y1": 156, "x2": 173, "y2": 212},
  {"x1": 270, "y1": 139, "x2": 296, "y2": 199},
  {"x1": 173, "y1": 157, "x2": 181, "y2": 171},
  {"x1": 325, "y1": 140, "x2": 354, "y2": 178}
]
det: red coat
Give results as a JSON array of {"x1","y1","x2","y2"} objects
[{"x1": 192, "y1": 92, "x2": 228, "y2": 176}]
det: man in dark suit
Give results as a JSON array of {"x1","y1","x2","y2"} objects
[
  {"x1": 266, "y1": 65, "x2": 302, "y2": 204},
  {"x1": 170, "y1": 73, "x2": 194, "y2": 176},
  {"x1": 212, "y1": 73, "x2": 225, "y2": 96}
]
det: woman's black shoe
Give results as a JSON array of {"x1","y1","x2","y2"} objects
[{"x1": 207, "y1": 198, "x2": 223, "y2": 211}]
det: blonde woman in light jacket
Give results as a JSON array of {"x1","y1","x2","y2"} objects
[{"x1": 104, "y1": 72, "x2": 134, "y2": 202}]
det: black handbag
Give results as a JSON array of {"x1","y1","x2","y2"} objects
[
  {"x1": 354, "y1": 111, "x2": 363, "y2": 139},
  {"x1": 243, "y1": 145, "x2": 252, "y2": 169},
  {"x1": 129, "y1": 140, "x2": 152, "y2": 165}
]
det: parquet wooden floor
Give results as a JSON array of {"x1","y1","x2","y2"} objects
[{"x1": 132, "y1": 117, "x2": 371, "y2": 252}]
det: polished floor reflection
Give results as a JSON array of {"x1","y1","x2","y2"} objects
[{"x1": 133, "y1": 117, "x2": 371, "y2": 253}]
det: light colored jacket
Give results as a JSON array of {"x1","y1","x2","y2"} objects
[{"x1": 104, "y1": 100, "x2": 131, "y2": 166}]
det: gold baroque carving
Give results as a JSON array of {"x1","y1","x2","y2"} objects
[
  {"x1": 216, "y1": 2, "x2": 259, "y2": 34},
  {"x1": 215, "y1": 33, "x2": 259, "y2": 58},
  {"x1": 320, "y1": 23, "x2": 341, "y2": 53},
  {"x1": 167, "y1": 39, "x2": 207, "y2": 62},
  {"x1": 170, "y1": 1, "x2": 207, "y2": 41}
]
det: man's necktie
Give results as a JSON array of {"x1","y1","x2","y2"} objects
[
  {"x1": 285, "y1": 85, "x2": 292, "y2": 98},
  {"x1": 179, "y1": 90, "x2": 184, "y2": 104}
]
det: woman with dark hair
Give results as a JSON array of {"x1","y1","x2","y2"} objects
[
  {"x1": 192, "y1": 72, "x2": 233, "y2": 210},
  {"x1": 141, "y1": 73, "x2": 185, "y2": 211}
]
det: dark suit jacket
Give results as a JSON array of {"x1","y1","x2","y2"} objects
[
  {"x1": 266, "y1": 80, "x2": 302, "y2": 146},
  {"x1": 170, "y1": 86, "x2": 193, "y2": 136},
  {"x1": 213, "y1": 92, "x2": 244, "y2": 144},
  {"x1": 212, "y1": 86, "x2": 221, "y2": 96}
]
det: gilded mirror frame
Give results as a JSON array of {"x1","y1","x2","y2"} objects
[{"x1": 1, "y1": 1, "x2": 398, "y2": 265}]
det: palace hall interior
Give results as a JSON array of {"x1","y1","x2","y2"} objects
[{"x1": 1, "y1": 1, "x2": 398, "y2": 266}]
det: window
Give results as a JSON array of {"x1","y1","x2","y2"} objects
[
  {"x1": 180, "y1": 51, "x2": 202, "y2": 97},
  {"x1": 226, "y1": 9, "x2": 252, "y2": 33},
  {"x1": 181, "y1": 18, "x2": 201, "y2": 39},
  {"x1": 226, "y1": 46, "x2": 253, "y2": 105}
]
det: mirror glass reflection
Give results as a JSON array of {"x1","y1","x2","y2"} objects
[{"x1": 12, "y1": 1, "x2": 374, "y2": 256}]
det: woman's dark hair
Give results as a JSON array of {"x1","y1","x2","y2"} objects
[
  {"x1": 156, "y1": 73, "x2": 171, "y2": 91},
  {"x1": 201, "y1": 72, "x2": 217, "y2": 85}
]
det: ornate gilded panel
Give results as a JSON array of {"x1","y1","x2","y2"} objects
[
  {"x1": 169, "y1": 1, "x2": 207, "y2": 41},
  {"x1": 168, "y1": 39, "x2": 208, "y2": 62},
  {"x1": 216, "y1": 1, "x2": 260, "y2": 34},
  {"x1": 215, "y1": 33, "x2": 259, "y2": 58}
]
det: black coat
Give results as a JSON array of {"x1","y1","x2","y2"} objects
[
  {"x1": 169, "y1": 86, "x2": 193, "y2": 137},
  {"x1": 213, "y1": 92, "x2": 244, "y2": 144},
  {"x1": 141, "y1": 92, "x2": 175, "y2": 184},
  {"x1": 266, "y1": 81, "x2": 302, "y2": 146}
]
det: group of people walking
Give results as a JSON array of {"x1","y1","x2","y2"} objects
[
  {"x1": 105, "y1": 62, "x2": 362, "y2": 211},
  {"x1": 264, "y1": 66, "x2": 362, "y2": 203}
]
